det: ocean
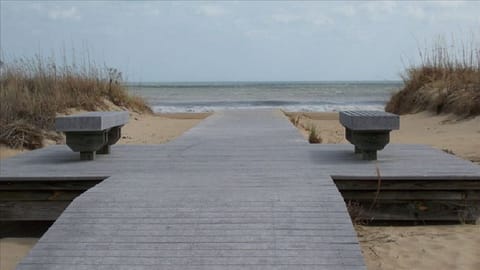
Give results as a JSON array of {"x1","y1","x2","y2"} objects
[{"x1": 126, "y1": 81, "x2": 403, "y2": 113}]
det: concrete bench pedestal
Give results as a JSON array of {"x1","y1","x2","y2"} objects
[
  {"x1": 340, "y1": 111, "x2": 399, "y2": 160},
  {"x1": 56, "y1": 112, "x2": 129, "y2": 160},
  {"x1": 345, "y1": 128, "x2": 390, "y2": 160}
]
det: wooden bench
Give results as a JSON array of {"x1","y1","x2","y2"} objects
[
  {"x1": 339, "y1": 111, "x2": 399, "y2": 160},
  {"x1": 55, "y1": 111, "x2": 129, "y2": 160}
]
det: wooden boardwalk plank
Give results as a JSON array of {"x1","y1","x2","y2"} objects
[{"x1": 1, "y1": 110, "x2": 479, "y2": 269}]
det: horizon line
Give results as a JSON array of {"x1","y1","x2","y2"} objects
[{"x1": 125, "y1": 80, "x2": 404, "y2": 85}]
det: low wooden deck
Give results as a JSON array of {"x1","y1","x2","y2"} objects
[{"x1": 1, "y1": 110, "x2": 480, "y2": 269}]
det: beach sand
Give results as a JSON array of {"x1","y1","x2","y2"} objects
[
  {"x1": 286, "y1": 111, "x2": 480, "y2": 270},
  {"x1": 118, "y1": 112, "x2": 211, "y2": 145},
  {"x1": 1, "y1": 111, "x2": 479, "y2": 270},
  {"x1": 357, "y1": 225, "x2": 480, "y2": 270},
  {"x1": 286, "y1": 111, "x2": 480, "y2": 164},
  {"x1": 0, "y1": 112, "x2": 209, "y2": 270},
  {"x1": 0, "y1": 146, "x2": 26, "y2": 160},
  {"x1": 0, "y1": 238, "x2": 38, "y2": 270}
]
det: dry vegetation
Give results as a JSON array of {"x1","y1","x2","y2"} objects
[
  {"x1": 307, "y1": 125, "x2": 322, "y2": 144},
  {"x1": 287, "y1": 113, "x2": 322, "y2": 143},
  {"x1": 386, "y1": 37, "x2": 480, "y2": 117},
  {"x1": 0, "y1": 55, "x2": 151, "y2": 149}
]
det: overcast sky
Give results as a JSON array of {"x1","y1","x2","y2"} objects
[{"x1": 1, "y1": 1, "x2": 479, "y2": 82}]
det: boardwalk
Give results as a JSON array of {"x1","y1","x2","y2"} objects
[{"x1": 2, "y1": 110, "x2": 480, "y2": 269}]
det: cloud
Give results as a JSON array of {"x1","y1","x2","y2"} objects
[
  {"x1": 367, "y1": 1, "x2": 397, "y2": 13},
  {"x1": 433, "y1": 0, "x2": 466, "y2": 8},
  {"x1": 271, "y1": 13, "x2": 301, "y2": 24},
  {"x1": 244, "y1": 29, "x2": 270, "y2": 39},
  {"x1": 412, "y1": 2, "x2": 480, "y2": 24},
  {"x1": 196, "y1": 5, "x2": 227, "y2": 17},
  {"x1": 147, "y1": 8, "x2": 160, "y2": 16},
  {"x1": 406, "y1": 6, "x2": 426, "y2": 20},
  {"x1": 309, "y1": 14, "x2": 333, "y2": 26},
  {"x1": 362, "y1": 1, "x2": 397, "y2": 20},
  {"x1": 48, "y1": 6, "x2": 81, "y2": 20},
  {"x1": 336, "y1": 4, "x2": 356, "y2": 17},
  {"x1": 271, "y1": 10, "x2": 332, "y2": 27}
]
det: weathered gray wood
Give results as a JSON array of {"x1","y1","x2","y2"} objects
[
  {"x1": 0, "y1": 178, "x2": 101, "y2": 226},
  {"x1": 336, "y1": 177, "x2": 480, "y2": 222},
  {"x1": 340, "y1": 111, "x2": 399, "y2": 160},
  {"x1": 349, "y1": 200, "x2": 480, "y2": 222},
  {"x1": 55, "y1": 111, "x2": 129, "y2": 132},
  {"x1": 56, "y1": 111, "x2": 128, "y2": 160},
  {"x1": 339, "y1": 110, "x2": 399, "y2": 131},
  {"x1": 0, "y1": 191, "x2": 84, "y2": 201},
  {"x1": 97, "y1": 126, "x2": 122, "y2": 154},
  {"x1": 341, "y1": 190, "x2": 480, "y2": 200},
  {"x1": 335, "y1": 179, "x2": 480, "y2": 190},
  {"x1": 1, "y1": 109, "x2": 479, "y2": 269},
  {"x1": 0, "y1": 179, "x2": 102, "y2": 191},
  {"x1": 0, "y1": 201, "x2": 71, "y2": 220},
  {"x1": 8, "y1": 110, "x2": 369, "y2": 269},
  {"x1": 2, "y1": 144, "x2": 480, "y2": 179}
]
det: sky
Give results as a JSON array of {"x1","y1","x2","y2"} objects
[{"x1": 1, "y1": 1, "x2": 479, "y2": 82}]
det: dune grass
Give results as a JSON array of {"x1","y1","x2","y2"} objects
[
  {"x1": 308, "y1": 125, "x2": 322, "y2": 144},
  {"x1": 0, "y1": 55, "x2": 151, "y2": 149},
  {"x1": 386, "y1": 36, "x2": 480, "y2": 117}
]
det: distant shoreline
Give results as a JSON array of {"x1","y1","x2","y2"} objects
[
  {"x1": 125, "y1": 80, "x2": 404, "y2": 87},
  {"x1": 126, "y1": 81, "x2": 400, "y2": 113}
]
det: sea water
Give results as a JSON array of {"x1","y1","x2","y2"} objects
[{"x1": 126, "y1": 81, "x2": 403, "y2": 113}]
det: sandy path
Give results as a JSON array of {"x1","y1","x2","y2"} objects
[{"x1": 119, "y1": 112, "x2": 211, "y2": 145}]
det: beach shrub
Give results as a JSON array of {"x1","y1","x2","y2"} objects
[
  {"x1": 0, "y1": 54, "x2": 151, "y2": 149},
  {"x1": 308, "y1": 125, "x2": 322, "y2": 144},
  {"x1": 386, "y1": 36, "x2": 480, "y2": 118}
]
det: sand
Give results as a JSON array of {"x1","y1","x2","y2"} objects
[
  {"x1": 0, "y1": 146, "x2": 25, "y2": 160},
  {"x1": 286, "y1": 111, "x2": 480, "y2": 164},
  {"x1": 391, "y1": 113, "x2": 480, "y2": 164},
  {"x1": 0, "y1": 112, "x2": 210, "y2": 159},
  {"x1": 0, "y1": 112, "x2": 210, "y2": 270},
  {"x1": 0, "y1": 239, "x2": 38, "y2": 270},
  {"x1": 119, "y1": 112, "x2": 211, "y2": 145},
  {"x1": 357, "y1": 225, "x2": 480, "y2": 270},
  {"x1": 286, "y1": 111, "x2": 480, "y2": 269},
  {"x1": 1, "y1": 111, "x2": 480, "y2": 270}
]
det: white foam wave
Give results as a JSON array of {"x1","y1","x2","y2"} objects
[{"x1": 152, "y1": 104, "x2": 385, "y2": 113}]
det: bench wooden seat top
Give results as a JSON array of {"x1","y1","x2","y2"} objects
[
  {"x1": 339, "y1": 110, "x2": 399, "y2": 131},
  {"x1": 55, "y1": 111, "x2": 129, "y2": 132},
  {"x1": 339, "y1": 111, "x2": 399, "y2": 160},
  {"x1": 55, "y1": 111, "x2": 129, "y2": 161}
]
